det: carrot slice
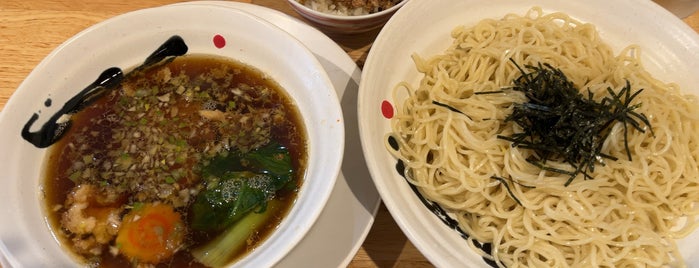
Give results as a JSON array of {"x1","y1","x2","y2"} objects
[{"x1": 115, "y1": 203, "x2": 184, "y2": 263}]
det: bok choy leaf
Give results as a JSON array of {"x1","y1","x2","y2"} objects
[{"x1": 189, "y1": 141, "x2": 294, "y2": 233}]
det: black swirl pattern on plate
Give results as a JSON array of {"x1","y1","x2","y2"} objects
[
  {"x1": 21, "y1": 35, "x2": 188, "y2": 148},
  {"x1": 388, "y1": 135, "x2": 499, "y2": 268}
]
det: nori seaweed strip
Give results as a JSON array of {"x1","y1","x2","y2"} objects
[
  {"x1": 497, "y1": 61, "x2": 653, "y2": 186},
  {"x1": 491, "y1": 176, "x2": 523, "y2": 206},
  {"x1": 432, "y1": 100, "x2": 472, "y2": 120}
]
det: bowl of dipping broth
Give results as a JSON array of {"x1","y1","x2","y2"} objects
[{"x1": 0, "y1": 4, "x2": 343, "y2": 268}]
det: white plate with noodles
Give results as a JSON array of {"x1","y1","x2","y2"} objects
[{"x1": 358, "y1": 0, "x2": 699, "y2": 267}]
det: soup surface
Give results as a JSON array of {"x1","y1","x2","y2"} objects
[{"x1": 43, "y1": 54, "x2": 307, "y2": 267}]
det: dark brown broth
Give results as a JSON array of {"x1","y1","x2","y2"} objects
[{"x1": 43, "y1": 54, "x2": 307, "y2": 267}]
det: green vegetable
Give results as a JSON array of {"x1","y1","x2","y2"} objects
[
  {"x1": 191, "y1": 200, "x2": 282, "y2": 267},
  {"x1": 189, "y1": 141, "x2": 294, "y2": 232}
]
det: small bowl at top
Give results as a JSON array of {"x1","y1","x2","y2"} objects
[{"x1": 287, "y1": 0, "x2": 408, "y2": 33}]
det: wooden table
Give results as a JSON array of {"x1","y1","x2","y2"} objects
[{"x1": 1, "y1": 1, "x2": 698, "y2": 267}]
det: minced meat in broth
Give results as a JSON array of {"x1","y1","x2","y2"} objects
[
  {"x1": 298, "y1": 0, "x2": 402, "y2": 15},
  {"x1": 43, "y1": 55, "x2": 307, "y2": 267}
]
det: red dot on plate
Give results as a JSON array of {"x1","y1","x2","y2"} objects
[
  {"x1": 213, "y1": 34, "x2": 226, "y2": 48},
  {"x1": 381, "y1": 100, "x2": 394, "y2": 119}
]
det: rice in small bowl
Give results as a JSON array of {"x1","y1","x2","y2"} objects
[
  {"x1": 288, "y1": 0, "x2": 408, "y2": 33},
  {"x1": 299, "y1": 0, "x2": 403, "y2": 16}
]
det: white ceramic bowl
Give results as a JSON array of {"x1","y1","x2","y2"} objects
[
  {"x1": 358, "y1": 0, "x2": 699, "y2": 267},
  {"x1": 0, "y1": 4, "x2": 344, "y2": 268},
  {"x1": 287, "y1": 0, "x2": 408, "y2": 33}
]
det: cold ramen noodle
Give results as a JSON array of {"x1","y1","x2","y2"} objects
[
  {"x1": 386, "y1": 7, "x2": 699, "y2": 267},
  {"x1": 43, "y1": 54, "x2": 307, "y2": 267}
]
